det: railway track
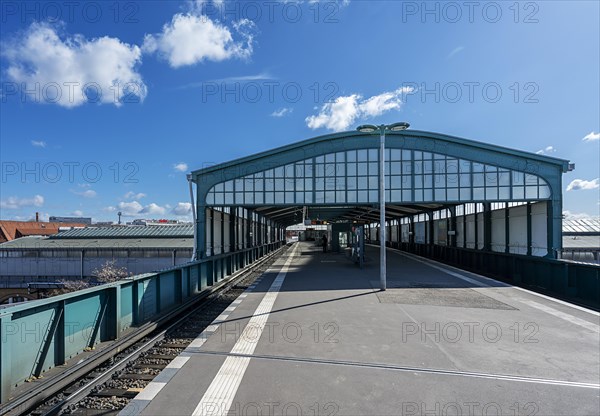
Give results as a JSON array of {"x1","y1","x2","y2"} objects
[{"x1": 3, "y1": 245, "x2": 289, "y2": 416}]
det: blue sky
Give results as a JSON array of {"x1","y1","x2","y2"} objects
[{"x1": 0, "y1": 0, "x2": 598, "y2": 222}]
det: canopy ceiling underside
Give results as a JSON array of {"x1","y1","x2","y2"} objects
[{"x1": 252, "y1": 203, "x2": 449, "y2": 227}]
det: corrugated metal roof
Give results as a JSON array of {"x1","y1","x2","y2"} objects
[
  {"x1": 0, "y1": 236, "x2": 193, "y2": 249},
  {"x1": 563, "y1": 218, "x2": 600, "y2": 234},
  {"x1": 0, "y1": 220, "x2": 87, "y2": 242},
  {"x1": 51, "y1": 225, "x2": 193, "y2": 239}
]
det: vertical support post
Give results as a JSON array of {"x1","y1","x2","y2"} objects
[
  {"x1": 229, "y1": 209, "x2": 236, "y2": 273},
  {"x1": 257, "y1": 214, "x2": 262, "y2": 246},
  {"x1": 505, "y1": 204, "x2": 510, "y2": 254},
  {"x1": 230, "y1": 208, "x2": 236, "y2": 254},
  {"x1": 210, "y1": 208, "x2": 215, "y2": 256},
  {"x1": 80, "y1": 250, "x2": 84, "y2": 279},
  {"x1": 56, "y1": 301, "x2": 65, "y2": 366},
  {"x1": 449, "y1": 207, "x2": 457, "y2": 247},
  {"x1": 546, "y1": 200, "x2": 555, "y2": 258},
  {"x1": 474, "y1": 206, "x2": 479, "y2": 250},
  {"x1": 462, "y1": 208, "x2": 467, "y2": 249},
  {"x1": 248, "y1": 210, "x2": 253, "y2": 248},
  {"x1": 220, "y1": 207, "x2": 225, "y2": 257},
  {"x1": 428, "y1": 212, "x2": 434, "y2": 253},
  {"x1": 197, "y1": 204, "x2": 207, "y2": 260},
  {"x1": 132, "y1": 280, "x2": 139, "y2": 325},
  {"x1": 483, "y1": 203, "x2": 492, "y2": 251},
  {"x1": 379, "y1": 127, "x2": 386, "y2": 291},
  {"x1": 112, "y1": 286, "x2": 121, "y2": 339},
  {"x1": 188, "y1": 174, "x2": 198, "y2": 261},
  {"x1": 241, "y1": 208, "x2": 246, "y2": 250},
  {"x1": 526, "y1": 202, "x2": 532, "y2": 256}
]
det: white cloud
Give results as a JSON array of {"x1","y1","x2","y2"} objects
[
  {"x1": 72, "y1": 210, "x2": 84, "y2": 216},
  {"x1": 305, "y1": 86, "x2": 414, "y2": 132},
  {"x1": 582, "y1": 131, "x2": 600, "y2": 142},
  {"x1": 124, "y1": 191, "x2": 147, "y2": 200},
  {"x1": 143, "y1": 13, "x2": 255, "y2": 68},
  {"x1": 448, "y1": 46, "x2": 465, "y2": 59},
  {"x1": 207, "y1": 72, "x2": 273, "y2": 83},
  {"x1": 31, "y1": 140, "x2": 47, "y2": 148},
  {"x1": 173, "y1": 162, "x2": 189, "y2": 172},
  {"x1": 109, "y1": 201, "x2": 168, "y2": 217},
  {"x1": 566, "y1": 178, "x2": 599, "y2": 191},
  {"x1": 72, "y1": 189, "x2": 97, "y2": 198},
  {"x1": 0, "y1": 194, "x2": 44, "y2": 209},
  {"x1": 2, "y1": 22, "x2": 146, "y2": 107},
  {"x1": 535, "y1": 146, "x2": 556, "y2": 155},
  {"x1": 306, "y1": 94, "x2": 359, "y2": 132},
  {"x1": 270, "y1": 107, "x2": 293, "y2": 117},
  {"x1": 116, "y1": 201, "x2": 144, "y2": 216},
  {"x1": 177, "y1": 71, "x2": 274, "y2": 89},
  {"x1": 563, "y1": 210, "x2": 596, "y2": 220},
  {"x1": 172, "y1": 202, "x2": 192, "y2": 216},
  {"x1": 141, "y1": 203, "x2": 167, "y2": 215}
]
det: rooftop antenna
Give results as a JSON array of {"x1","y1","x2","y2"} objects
[{"x1": 118, "y1": 211, "x2": 122, "y2": 225}]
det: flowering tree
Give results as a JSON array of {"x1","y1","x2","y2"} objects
[
  {"x1": 49, "y1": 259, "x2": 130, "y2": 295},
  {"x1": 92, "y1": 259, "x2": 130, "y2": 283}
]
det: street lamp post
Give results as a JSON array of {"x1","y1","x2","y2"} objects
[{"x1": 356, "y1": 122, "x2": 410, "y2": 291}]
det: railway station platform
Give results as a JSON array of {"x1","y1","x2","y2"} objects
[{"x1": 121, "y1": 242, "x2": 600, "y2": 416}]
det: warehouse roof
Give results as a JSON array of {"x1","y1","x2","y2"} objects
[
  {"x1": 562, "y1": 218, "x2": 600, "y2": 235},
  {"x1": 0, "y1": 236, "x2": 193, "y2": 249},
  {"x1": 0, "y1": 220, "x2": 87, "y2": 242},
  {"x1": 50, "y1": 224, "x2": 193, "y2": 239}
]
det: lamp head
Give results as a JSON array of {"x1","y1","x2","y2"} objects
[
  {"x1": 357, "y1": 124, "x2": 378, "y2": 133},
  {"x1": 388, "y1": 122, "x2": 410, "y2": 131}
]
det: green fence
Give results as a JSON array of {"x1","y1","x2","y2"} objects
[
  {"x1": 0, "y1": 242, "x2": 283, "y2": 403},
  {"x1": 383, "y1": 241, "x2": 600, "y2": 310}
]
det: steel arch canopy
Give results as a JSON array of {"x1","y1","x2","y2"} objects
[
  {"x1": 191, "y1": 128, "x2": 569, "y2": 256},
  {"x1": 192, "y1": 129, "x2": 569, "y2": 201}
]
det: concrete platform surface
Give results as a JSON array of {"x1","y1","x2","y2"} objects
[{"x1": 120, "y1": 242, "x2": 600, "y2": 416}]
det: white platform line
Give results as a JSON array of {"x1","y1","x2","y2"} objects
[
  {"x1": 135, "y1": 382, "x2": 167, "y2": 401},
  {"x1": 167, "y1": 356, "x2": 190, "y2": 369},
  {"x1": 520, "y1": 299, "x2": 600, "y2": 333},
  {"x1": 191, "y1": 244, "x2": 299, "y2": 416},
  {"x1": 119, "y1": 250, "x2": 290, "y2": 416}
]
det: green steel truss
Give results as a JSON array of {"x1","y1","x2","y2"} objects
[{"x1": 192, "y1": 129, "x2": 569, "y2": 258}]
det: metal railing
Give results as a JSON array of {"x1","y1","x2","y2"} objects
[
  {"x1": 369, "y1": 240, "x2": 600, "y2": 310},
  {"x1": 0, "y1": 241, "x2": 284, "y2": 403}
]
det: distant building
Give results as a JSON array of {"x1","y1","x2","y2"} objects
[
  {"x1": 93, "y1": 221, "x2": 115, "y2": 227},
  {"x1": 129, "y1": 219, "x2": 191, "y2": 226},
  {"x1": 50, "y1": 216, "x2": 92, "y2": 225},
  {"x1": 0, "y1": 220, "x2": 87, "y2": 243},
  {"x1": 0, "y1": 225, "x2": 194, "y2": 297},
  {"x1": 561, "y1": 218, "x2": 600, "y2": 264}
]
